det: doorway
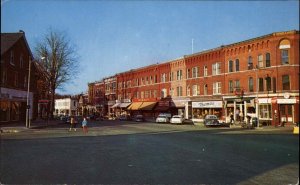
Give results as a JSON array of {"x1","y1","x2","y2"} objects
[{"x1": 279, "y1": 104, "x2": 293, "y2": 124}]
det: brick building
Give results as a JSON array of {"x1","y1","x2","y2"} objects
[
  {"x1": 1, "y1": 31, "x2": 36, "y2": 124},
  {"x1": 88, "y1": 30, "x2": 299, "y2": 125}
]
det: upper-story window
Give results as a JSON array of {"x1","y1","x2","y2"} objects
[
  {"x1": 192, "y1": 67, "x2": 199, "y2": 78},
  {"x1": 248, "y1": 56, "x2": 253, "y2": 70},
  {"x1": 186, "y1": 69, "x2": 190, "y2": 79},
  {"x1": 204, "y1": 66, "x2": 208, "y2": 76},
  {"x1": 258, "y1": 78, "x2": 264, "y2": 92},
  {"x1": 279, "y1": 39, "x2": 290, "y2": 65},
  {"x1": 14, "y1": 72, "x2": 18, "y2": 87},
  {"x1": 213, "y1": 82, "x2": 221, "y2": 95},
  {"x1": 20, "y1": 54, "x2": 24, "y2": 68},
  {"x1": 248, "y1": 77, "x2": 254, "y2": 92},
  {"x1": 258, "y1": 54, "x2": 263, "y2": 68},
  {"x1": 176, "y1": 86, "x2": 183, "y2": 97},
  {"x1": 282, "y1": 75, "x2": 290, "y2": 90},
  {"x1": 177, "y1": 70, "x2": 183, "y2": 80},
  {"x1": 235, "y1": 59, "x2": 239, "y2": 71},
  {"x1": 212, "y1": 62, "x2": 221, "y2": 75},
  {"x1": 161, "y1": 73, "x2": 166, "y2": 83},
  {"x1": 266, "y1": 53, "x2": 271, "y2": 67},
  {"x1": 10, "y1": 50, "x2": 15, "y2": 65},
  {"x1": 161, "y1": 88, "x2": 167, "y2": 98},
  {"x1": 187, "y1": 86, "x2": 191, "y2": 96},
  {"x1": 266, "y1": 77, "x2": 271, "y2": 91},
  {"x1": 150, "y1": 76, "x2": 153, "y2": 84},
  {"x1": 229, "y1": 80, "x2": 234, "y2": 93},
  {"x1": 192, "y1": 85, "x2": 200, "y2": 96},
  {"x1": 204, "y1": 84, "x2": 208, "y2": 95},
  {"x1": 228, "y1": 60, "x2": 234, "y2": 72}
]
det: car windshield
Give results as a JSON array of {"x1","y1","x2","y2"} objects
[
  {"x1": 158, "y1": 116, "x2": 166, "y2": 118},
  {"x1": 172, "y1": 115, "x2": 181, "y2": 118}
]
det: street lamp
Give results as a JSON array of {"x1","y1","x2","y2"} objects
[
  {"x1": 255, "y1": 65, "x2": 260, "y2": 128},
  {"x1": 26, "y1": 57, "x2": 32, "y2": 128}
]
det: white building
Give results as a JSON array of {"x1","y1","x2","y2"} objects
[{"x1": 54, "y1": 98, "x2": 78, "y2": 116}]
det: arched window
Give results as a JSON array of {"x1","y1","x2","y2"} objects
[{"x1": 279, "y1": 39, "x2": 290, "y2": 65}]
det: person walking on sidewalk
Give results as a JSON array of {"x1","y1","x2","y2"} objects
[
  {"x1": 82, "y1": 117, "x2": 88, "y2": 133},
  {"x1": 69, "y1": 116, "x2": 77, "y2": 131}
]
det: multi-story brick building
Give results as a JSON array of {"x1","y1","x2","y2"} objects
[
  {"x1": 88, "y1": 30, "x2": 299, "y2": 125},
  {"x1": 1, "y1": 31, "x2": 36, "y2": 124}
]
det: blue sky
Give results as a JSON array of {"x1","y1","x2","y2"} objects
[{"x1": 1, "y1": 0, "x2": 299, "y2": 95}]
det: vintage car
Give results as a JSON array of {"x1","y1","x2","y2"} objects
[{"x1": 204, "y1": 115, "x2": 221, "y2": 127}]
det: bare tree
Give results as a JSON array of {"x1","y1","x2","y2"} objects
[{"x1": 35, "y1": 29, "x2": 79, "y2": 118}]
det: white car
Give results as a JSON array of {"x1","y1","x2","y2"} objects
[
  {"x1": 156, "y1": 115, "x2": 169, "y2": 123},
  {"x1": 170, "y1": 115, "x2": 184, "y2": 124}
]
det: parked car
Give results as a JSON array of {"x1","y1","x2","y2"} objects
[
  {"x1": 158, "y1": 113, "x2": 172, "y2": 119},
  {"x1": 119, "y1": 115, "x2": 131, "y2": 121},
  {"x1": 170, "y1": 115, "x2": 184, "y2": 124},
  {"x1": 204, "y1": 115, "x2": 221, "y2": 127},
  {"x1": 135, "y1": 115, "x2": 145, "y2": 122},
  {"x1": 156, "y1": 115, "x2": 169, "y2": 123}
]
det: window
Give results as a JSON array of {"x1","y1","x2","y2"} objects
[
  {"x1": 150, "y1": 76, "x2": 152, "y2": 84},
  {"x1": 272, "y1": 77, "x2": 276, "y2": 93},
  {"x1": 235, "y1": 80, "x2": 240, "y2": 91},
  {"x1": 14, "y1": 72, "x2": 18, "y2": 87},
  {"x1": 212, "y1": 63, "x2": 221, "y2": 75},
  {"x1": 186, "y1": 69, "x2": 190, "y2": 79},
  {"x1": 282, "y1": 75, "x2": 290, "y2": 90},
  {"x1": 204, "y1": 66, "x2": 208, "y2": 76},
  {"x1": 141, "y1": 91, "x2": 144, "y2": 99},
  {"x1": 176, "y1": 86, "x2": 183, "y2": 97},
  {"x1": 279, "y1": 39, "x2": 290, "y2": 65},
  {"x1": 161, "y1": 73, "x2": 166, "y2": 83},
  {"x1": 266, "y1": 53, "x2": 271, "y2": 67},
  {"x1": 259, "y1": 78, "x2": 264, "y2": 92},
  {"x1": 229, "y1": 80, "x2": 234, "y2": 93},
  {"x1": 259, "y1": 104, "x2": 271, "y2": 119},
  {"x1": 10, "y1": 50, "x2": 14, "y2": 65},
  {"x1": 204, "y1": 84, "x2": 208, "y2": 95},
  {"x1": 187, "y1": 86, "x2": 190, "y2": 96},
  {"x1": 213, "y1": 82, "x2": 221, "y2": 95},
  {"x1": 177, "y1": 70, "x2": 183, "y2": 80},
  {"x1": 258, "y1": 54, "x2": 263, "y2": 68},
  {"x1": 281, "y1": 50, "x2": 289, "y2": 65},
  {"x1": 154, "y1": 75, "x2": 158, "y2": 83},
  {"x1": 266, "y1": 77, "x2": 271, "y2": 91},
  {"x1": 192, "y1": 67, "x2": 199, "y2": 78},
  {"x1": 229, "y1": 60, "x2": 234, "y2": 72},
  {"x1": 161, "y1": 88, "x2": 167, "y2": 98},
  {"x1": 192, "y1": 85, "x2": 200, "y2": 96},
  {"x1": 248, "y1": 77, "x2": 254, "y2": 92},
  {"x1": 235, "y1": 59, "x2": 240, "y2": 71},
  {"x1": 248, "y1": 56, "x2": 253, "y2": 70}
]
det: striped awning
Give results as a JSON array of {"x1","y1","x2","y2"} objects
[
  {"x1": 127, "y1": 102, "x2": 143, "y2": 110},
  {"x1": 139, "y1": 102, "x2": 157, "y2": 111}
]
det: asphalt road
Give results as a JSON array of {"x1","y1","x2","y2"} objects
[{"x1": 1, "y1": 121, "x2": 299, "y2": 184}]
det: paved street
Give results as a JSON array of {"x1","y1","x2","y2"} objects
[{"x1": 1, "y1": 121, "x2": 299, "y2": 184}]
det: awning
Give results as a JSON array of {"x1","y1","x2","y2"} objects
[
  {"x1": 120, "y1": 102, "x2": 131, "y2": 108},
  {"x1": 139, "y1": 102, "x2": 157, "y2": 111},
  {"x1": 154, "y1": 106, "x2": 169, "y2": 111},
  {"x1": 170, "y1": 101, "x2": 186, "y2": 108},
  {"x1": 127, "y1": 102, "x2": 143, "y2": 110},
  {"x1": 111, "y1": 103, "x2": 121, "y2": 108}
]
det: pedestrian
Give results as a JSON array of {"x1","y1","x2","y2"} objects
[
  {"x1": 229, "y1": 111, "x2": 234, "y2": 125},
  {"x1": 239, "y1": 111, "x2": 244, "y2": 123},
  {"x1": 82, "y1": 117, "x2": 88, "y2": 133},
  {"x1": 69, "y1": 116, "x2": 76, "y2": 131}
]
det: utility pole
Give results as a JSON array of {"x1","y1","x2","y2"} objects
[{"x1": 26, "y1": 57, "x2": 32, "y2": 128}]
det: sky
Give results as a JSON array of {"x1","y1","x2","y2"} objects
[{"x1": 1, "y1": 0, "x2": 299, "y2": 95}]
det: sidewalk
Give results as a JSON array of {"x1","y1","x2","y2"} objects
[{"x1": 0, "y1": 119, "x2": 61, "y2": 133}]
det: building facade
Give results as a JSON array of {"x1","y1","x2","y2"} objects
[
  {"x1": 87, "y1": 30, "x2": 299, "y2": 125},
  {"x1": 1, "y1": 31, "x2": 36, "y2": 124}
]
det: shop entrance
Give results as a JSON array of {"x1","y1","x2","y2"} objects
[{"x1": 279, "y1": 104, "x2": 293, "y2": 124}]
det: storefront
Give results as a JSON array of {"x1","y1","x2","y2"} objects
[
  {"x1": 126, "y1": 99, "x2": 157, "y2": 120},
  {"x1": 0, "y1": 87, "x2": 33, "y2": 124},
  {"x1": 170, "y1": 97, "x2": 190, "y2": 118},
  {"x1": 258, "y1": 98, "x2": 272, "y2": 126},
  {"x1": 192, "y1": 101, "x2": 223, "y2": 122},
  {"x1": 111, "y1": 100, "x2": 131, "y2": 117},
  {"x1": 271, "y1": 94, "x2": 299, "y2": 126}
]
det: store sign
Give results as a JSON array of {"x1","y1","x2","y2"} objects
[
  {"x1": 277, "y1": 99, "x2": 296, "y2": 104},
  {"x1": 192, "y1": 101, "x2": 222, "y2": 108}
]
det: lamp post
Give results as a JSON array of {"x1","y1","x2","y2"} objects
[
  {"x1": 255, "y1": 65, "x2": 260, "y2": 128},
  {"x1": 26, "y1": 57, "x2": 32, "y2": 128}
]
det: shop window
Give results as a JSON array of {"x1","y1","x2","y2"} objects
[
  {"x1": 248, "y1": 77, "x2": 254, "y2": 92},
  {"x1": 235, "y1": 59, "x2": 240, "y2": 71},
  {"x1": 266, "y1": 53, "x2": 271, "y2": 67},
  {"x1": 228, "y1": 60, "x2": 234, "y2": 72},
  {"x1": 248, "y1": 56, "x2": 253, "y2": 70},
  {"x1": 282, "y1": 75, "x2": 290, "y2": 90},
  {"x1": 259, "y1": 104, "x2": 271, "y2": 119}
]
